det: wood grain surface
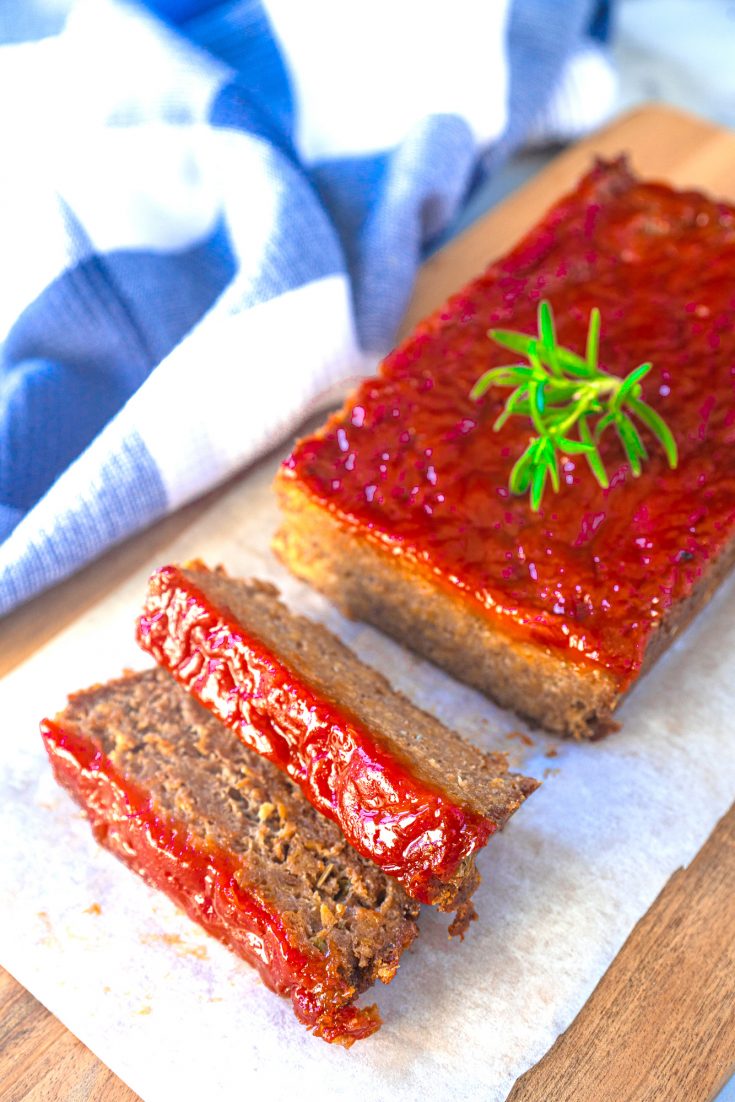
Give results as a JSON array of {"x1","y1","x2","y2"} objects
[
  {"x1": 2, "y1": 103, "x2": 735, "y2": 1101},
  {"x1": 0, "y1": 968, "x2": 140, "y2": 1102},
  {"x1": 508, "y1": 802, "x2": 735, "y2": 1102}
]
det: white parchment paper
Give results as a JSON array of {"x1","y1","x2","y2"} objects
[{"x1": 1, "y1": 445, "x2": 734, "y2": 1102}]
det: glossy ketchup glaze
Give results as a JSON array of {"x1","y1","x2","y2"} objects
[
  {"x1": 282, "y1": 160, "x2": 735, "y2": 688},
  {"x1": 40, "y1": 718, "x2": 380, "y2": 1045},
  {"x1": 136, "y1": 566, "x2": 494, "y2": 909}
]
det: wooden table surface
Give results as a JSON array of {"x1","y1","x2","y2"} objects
[{"x1": 1, "y1": 104, "x2": 734, "y2": 1102}]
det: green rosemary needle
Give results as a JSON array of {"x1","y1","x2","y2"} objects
[{"x1": 470, "y1": 300, "x2": 678, "y2": 511}]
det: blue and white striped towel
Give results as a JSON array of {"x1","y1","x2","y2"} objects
[{"x1": 0, "y1": 0, "x2": 615, "y2": 615}]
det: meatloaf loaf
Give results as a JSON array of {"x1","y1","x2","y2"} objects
[
  {"x1": 136, "y1": 563, "x2": 537, "y2": 934},
  {"x1": 41, "y1": 668, "x2": 421, "y2": 1046},
  {"x1": 273, "y1": 158, "x2": 735, "y2": 738}
]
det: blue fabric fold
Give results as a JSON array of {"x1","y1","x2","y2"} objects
[{"x1": 0, "y1": 0, "x2": 616, "y2": 614}]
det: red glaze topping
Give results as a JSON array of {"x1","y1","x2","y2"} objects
[
  {"x1": 282, "y1": 160, "x2": 735, "y2": 688},
  {"x1": 136, "y1": 566, "x2": 495, "y2": 908},
  {"x1": 40, "y1": 718, "x2": 381, "y2": 1045}
]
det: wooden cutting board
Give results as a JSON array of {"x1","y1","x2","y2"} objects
[{"x1": 1, "y1": 104, "x2": 734, "y2": 1102}]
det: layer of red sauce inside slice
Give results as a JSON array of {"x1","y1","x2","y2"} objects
[
  {"x1": 40, "y1": 718, "x2": 380, "y2": 1046},
  {"x1": 137, "y1": 566, "x2": 495, "y2": 906},
  {"x1": 282, "y1": 160, "x2": 735, "y2": 687}
]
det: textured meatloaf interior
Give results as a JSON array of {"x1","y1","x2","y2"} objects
[
  {"x1": 182, "y1": 566, "x2": 536, "y2": 819},
  {"x1": 137, "y1": 563, "x2": 538, "y2": 930},
  {"x1": 42, "y1": 668, "x2": 420, "y2": 1044}
]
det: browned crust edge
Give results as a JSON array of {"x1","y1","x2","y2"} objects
[{"x1": 273, "y1": 475, "x2": 735, "y2": 739}]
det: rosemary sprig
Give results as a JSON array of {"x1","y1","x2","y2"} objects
[{"x1": 470, "y1": 300, "x2": 678, "y2": 511}]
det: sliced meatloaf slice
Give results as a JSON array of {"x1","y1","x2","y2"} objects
[
  {"x1": 41, "y1": 668, "x2": 420, "y2": 1046},
  {"x1": 136, "y1": 563, "x2": 538, "y2": 935}
]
